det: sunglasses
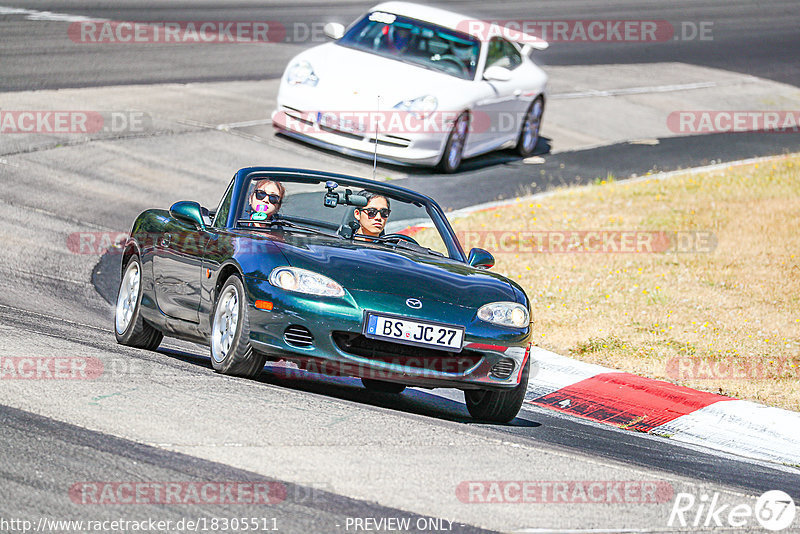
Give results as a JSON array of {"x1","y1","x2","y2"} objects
[
  {"x1": 254, "y1": 190, "x2": 281, "y2": 204},
  {"x1": 360, "y1": 208, "x2": 391, "y2": 219}
]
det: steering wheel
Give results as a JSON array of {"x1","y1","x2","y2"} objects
[
  {"x1": 380, "y1": 233, "x2": 419, "y2": 245},
  {"x1": 436, "y1": 54, "x2": 469, "y2": 76}
]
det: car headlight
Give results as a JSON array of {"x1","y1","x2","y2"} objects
[
  {"x1": 393, "y1": 95, "x2": 438, "y2": 119},
  {"x1": 269, "y1": 267, "x2": 344, "y2": 297},
  {"x1": 287, "y1": 60, "x2": 319, "y2": 87},
  {"x1": 477, "y1": 302, "x2": 530, "y2": 328}
]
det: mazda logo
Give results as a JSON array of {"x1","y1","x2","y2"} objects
[{"x1": 405, "y1": 298, "x2": 422, "y2": 309}]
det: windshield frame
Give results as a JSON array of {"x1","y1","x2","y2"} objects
[{"x1": 229, "y1": 169, "x2": 467, "y2": 262}]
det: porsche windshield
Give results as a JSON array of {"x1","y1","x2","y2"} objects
[
  {"x1": 236, "y1": 175, "x2": 458, "y2": 258},
  {"x1": 337, "y1": 12, "x2": 480, "y2": 80}
]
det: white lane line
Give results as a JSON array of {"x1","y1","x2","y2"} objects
[
  {"x1": 0, "y1": 6, "x2": 107, "y2": 22},
  {"x1": 216, "y1": 118, "x2": 273, "y2": 130},
  {"x1": 550, "y1": 81, "x2": 718, "y2": 100}
]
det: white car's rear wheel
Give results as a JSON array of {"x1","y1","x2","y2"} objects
[{"x1": 515, "y1": 97, "x2": 544, "y2": 157}]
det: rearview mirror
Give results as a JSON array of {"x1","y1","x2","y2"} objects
[
  {"x1": 468, "y1": 248, "x2": 495, "y2": 269},
  {"x1": 170, "y1": 201, "x2": 206, "y2": 229},
  {"x1": 483, "y1": 66, "x2": 512, "y2": 82},
  {"x1": 324, "y1": 22, "x2": 345, "y2": 40}
]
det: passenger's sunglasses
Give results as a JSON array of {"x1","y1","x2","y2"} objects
[
  {"x1": 254, "y1": 190, "x2": 281, "y2": 204},
  {"x1": 361, "y1": 208, "x2": 391, "y2": 219}
]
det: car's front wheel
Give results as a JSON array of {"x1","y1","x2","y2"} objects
[
  {"x1": 437, "y1": 112, "x2": 469, "y2": 173},
  {"x1": 115, "y1": 255, "x2": 163, "y2": 350},
  {"x1": 515, "y1": 97, "x2": 544, "y2": 157},
  {"x1": 210, "y1": 275, "x2": 266, "y2": 378},
  {"x1": 464, "y1": 357, "x2": 530, "y2": 423},
  {"x1": 361, "y1": 378, "x2": 406, "y2": 394}
]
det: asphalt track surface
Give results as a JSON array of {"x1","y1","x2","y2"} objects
[{"x1": 2, "y1": 1, "x2": 800, "y2": 532}]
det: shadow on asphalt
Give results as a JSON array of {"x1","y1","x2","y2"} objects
[{"x1": 156, "y1": 347, "x2": 540, "y2": 428}]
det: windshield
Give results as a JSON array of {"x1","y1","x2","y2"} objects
[
  {"x1": 235, "y1": 174, "x2": 457, "y2": 259},
  {"x1": 337, "y1": 12, "x2": 480, "y2": 80}
]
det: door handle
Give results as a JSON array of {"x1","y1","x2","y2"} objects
[{"x1": 160, "y1": 234, "x2": 171, "y2": 247}]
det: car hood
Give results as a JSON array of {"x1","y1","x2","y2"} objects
[
  {"x1": 289, "y1": 43, "x2": 473, "y2": 109},
  {"x1": 272, "y1": 234, "x2": 517, "y2": 308}
]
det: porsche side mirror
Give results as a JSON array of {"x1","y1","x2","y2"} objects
[
  {"x1": 170, "y1": 201, "x2": 206, "y2": 229},
  {"x1": 483, "y1": 66, "x2": 512, "y2": 82},
  {"x1": 324, "y1": 22, "x2": 345, "y2": 40},
  {"x1": 468, "y1": 248, "x2": 495, "y2": 269}
]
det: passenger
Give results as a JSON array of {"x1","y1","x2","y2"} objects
[
  {"x1": 354, "y1": 190, "x2": 391, "y2": 237},
  {"x1": 248, "y1": 179, "x2": 285, "y2": 226}
]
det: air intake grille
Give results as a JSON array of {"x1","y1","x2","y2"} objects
[
  {"x1": 284, "y1": 325, "x2": 314, "y2": 347},
  {"x1": 490, "y1": 358, "x2": 516, "y2": 379}
]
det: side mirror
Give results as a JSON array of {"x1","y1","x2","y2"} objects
[
  {"x1": 170, "y1": 201, "x2": 206, "y2": 229},
  {"x1": 483, "y1": 66, "x2": 512, "y2": 82},
  {"x1": 324, "y1": 22, "x2": 345, "y2": 40},
  {"x1": 468, "y1": 248, "x2": 495, "y2": 269}
]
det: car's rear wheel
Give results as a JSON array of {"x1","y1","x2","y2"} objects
[
  {"x1": 210, "y1": 275, "x2": 266, "y2": 378},
  {"x1": 515, "y1": 97, "x2": 544, "y2": 157},
  {"x1": 361, "y1": 378, "x2": 406, "y2": 394},
  {"x1": 464, "y1": 357, "x2": 530, "y2": 423},
  {"x1": 115, "y1": 255, "x2": 163, "y2": 350},
  {"x1": 437, "y1": 112, "x2": 469, "y2": 173}
]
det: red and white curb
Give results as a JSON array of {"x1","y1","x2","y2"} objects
[{"x1": 526, "y1": 347, "x2": 800, "y2": 467}]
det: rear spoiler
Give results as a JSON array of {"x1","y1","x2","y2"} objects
[{"x1": 483, "y1": 22, "x2": 549, "y2": 52}]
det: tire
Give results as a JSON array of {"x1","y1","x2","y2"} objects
[
  {"x1": 514, "y1": 97, "x2": 544, "y2": 157},
  {"x1": 465, "y1": 356, "x2": 530, "y2": 423},
  {"x1": 437, "y1": 112, "x2": 469, "y2": 173},
  {"x1": 115, "y1": 255, "x2": 163, "y2": 350},
  {"x1": 210, "y1": 275, "x2": 267, "y2": 378},
  {"x1": 361, "y1": 378, "x2": 406, "y2": 394}
]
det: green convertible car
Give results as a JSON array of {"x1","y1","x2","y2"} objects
[{"x1": 114, "y1": 167, "x2": 532, "y2": 422}]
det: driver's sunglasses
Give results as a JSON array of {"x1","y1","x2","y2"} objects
[
  {"x1": 254, "y1": 190, "x2": 281, "y2": 204},
  {"x1": 362, "y1": 208, "x2": 391, "y2": 219}
]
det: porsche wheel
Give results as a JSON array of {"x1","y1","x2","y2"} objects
[
  {"x1": 361, "y1": 378, "x2": 406, "y2": 394},
  {"x1": 115, "y1": 255, "x2": 163, "y2": 350},
  {"x1": 515, "y1": 97, "x2": 544, "y2": 157},
  {"x1": 210, "y1": 275, "x2": 266, "y2": 378},
  {"x1": 437, "y1": 112, "x2": 469, "y2": 174},
  {"x1": 465, "y1": 357, "x2": 530, "y2": 423}
]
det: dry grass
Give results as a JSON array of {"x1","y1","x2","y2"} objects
[{"x1": 448, "y1": 154, "x2": 800, "y2": 410}]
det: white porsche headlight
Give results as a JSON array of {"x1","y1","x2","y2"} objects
[
  {"x1": 477, "y1": 302, "x2": 530, "y2": 328},
  {"x1": 269, "y1": 267, "x2": 344, "y2": 297},
  {"x1": 393, "y1": 95, "x2": 438, "y2": 119},
  {"x1": 287, "y1": 60, "x2": 319, "y2": 87}
]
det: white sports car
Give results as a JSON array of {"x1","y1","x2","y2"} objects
[{"x1": 272, "y1": 1, "x2": 549, "y2": 173}]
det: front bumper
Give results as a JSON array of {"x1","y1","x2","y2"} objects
[
  {"x1": 272, "y1": 104, "x2": 447, "y2": 167},
  {"x1": 245, "y1": 278, "x2": 531, "y2": 390}
]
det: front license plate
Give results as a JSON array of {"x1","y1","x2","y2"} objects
[
  {"x1": 317, "y1": 112, "x2": 364, "y2": 134},
  {"x1": 363, "y1": 312, "x2": 464, "y2": 352}
]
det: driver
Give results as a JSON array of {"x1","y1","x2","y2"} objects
[
  {"x1": 248, "y1": 179, "x2": 285, "y2": 226},
  {"x1": 353, "y1": 190, "x2": 391, "y2": 237},
  {"x1": 386, "y1": 24, "x2": 412, "y2": 54}
]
